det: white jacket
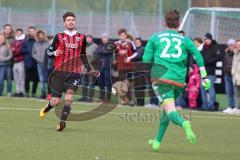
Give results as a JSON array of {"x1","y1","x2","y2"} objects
[{"x1": 232, "y1": 49, "x2": 240, "y2": 86}]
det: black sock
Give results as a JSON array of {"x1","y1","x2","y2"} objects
[
  {"x1": 43, "y1": 102, "x2": 53, "y2": 113},
  {"x1": 60, "y1": 105, "x2": 71, "y2": 121}
]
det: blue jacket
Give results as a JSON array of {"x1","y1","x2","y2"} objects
[
  {"x1": 94, "y1": 43, "x2": 113, "y2": 69},
  {"x1": 20, "y1": 37, "x2": 37, "y2": 69},
  {"x1": 132, "y1": 46, "x2": 144, "y2": 62}
]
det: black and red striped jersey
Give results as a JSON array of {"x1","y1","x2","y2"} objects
[
  {"x1": 47, "y1": 30, "x2": 91, "y2": 73},
  {"x1": 115, "y1": 39, "x2": 137, "y2": 70}
]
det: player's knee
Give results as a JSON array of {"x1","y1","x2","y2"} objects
[
  {"x1": 65, "y1": 94, "x2": 73, "y2": 105},
  {"x1": 50, "y1": 98, "x2": 60, "y2": 106}
]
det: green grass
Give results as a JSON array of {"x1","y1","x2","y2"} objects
[{"x1": 0, "y1": 97, "x2": 240, "y2": 160}]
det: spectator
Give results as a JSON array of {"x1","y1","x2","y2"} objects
[
  {"x1": 230, "y1": 39, "x2": 240, "y2": 114},
  {"x1": 3, "y1": 24, "x2": 15, "y2": 45},
  {"x1": 3, "y1": 24, "x2": 15, "y2": 96},
  {"x1": 222, "y1": 39, "x2": 236, "y2": 113},
  {"x1": 0, "y1": 33, "x2": 12, "y2": 96},
  {"x1": 114, "y1": 28, "x2": 137, "y2": 105},
  {"x1": 46, "y1": 36, "x2": 54, "y2": 100},
  {"x1": 194, "y1": 37, "x2": 204, "y2": 51},
  {"x1": 79, "y1": 34, "x2": 97, "y2": 102},
  {"x1": 94, "y1": 33, "x2": 113, "y2": 102},
  {"x1": 32, "y1": 30, "x2": 49, "y2": 99},
  {"x1": 127, "y1": 33, "x2": 134, "y2": 41},
  {"x1": 186, "y1": 64, "x2": 201, "y2": 109},
  {"x1": 201, "y1": 33, "x2": 220, "y2": 111},
  {"x1": 132, "y1": 37, "x2": 146, "y2": 106},
  {"x1": 11, "y1": 29, "x2": 26, "y2": 97},
  {"x1": 20, "y1": 26, "x2": 38, "y2": 97}
]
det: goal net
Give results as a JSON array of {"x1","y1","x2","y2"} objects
[{"x1": 179, "y1": 7, "x2": 240, "y2": 44}]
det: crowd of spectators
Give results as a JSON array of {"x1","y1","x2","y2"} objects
[{"x1": 0, "y1": 24, "x2": 239, "y2": 114}]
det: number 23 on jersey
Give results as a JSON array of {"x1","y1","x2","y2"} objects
[{"x1": 160, "y1": 37, "x2": 182, "y2": 58}]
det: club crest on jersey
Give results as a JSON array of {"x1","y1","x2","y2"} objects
[
  {"x1": 76, "y1": 37, "x2": 81, "y2": 41},
  {"x1": 63, "y1": 37, "x2": 66, "y2": 41}
]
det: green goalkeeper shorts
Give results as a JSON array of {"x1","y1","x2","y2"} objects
[{"x1": 153, "y1": 83, "x2": 185, "y2": 102}]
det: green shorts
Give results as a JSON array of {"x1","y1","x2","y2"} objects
[{"x1": 153, "y1": 83, "x2": 185, "y2": 102}]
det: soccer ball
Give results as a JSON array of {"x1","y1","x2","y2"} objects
[{"x1": 111, "y1": 81, "x2": 128, "y2": 97}]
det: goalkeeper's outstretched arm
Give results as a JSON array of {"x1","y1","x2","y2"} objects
[
  {"x1": 186, "y1": 38, "x2": 211, "y2": 90},
  {"x1": 186, "y1": 38, "x2": 206, "y2": 76}
]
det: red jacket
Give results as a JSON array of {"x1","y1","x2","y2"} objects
[
  {"x1": 187, "y1": 64, "x2": 201, "y2": 108},
  {"x1": 11, "y1": 39, "x2": 25, "y2": 63},
  {"x1": 187, "y1": 64, "x2": 201, "y2": 91}
]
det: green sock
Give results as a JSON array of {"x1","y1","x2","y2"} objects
[
  {"x1": 167, "y1": 111, "x2": 184, "y2": 127},
  {"x1": 155, "y1": 110, "x2": 169, "y2": 143}
]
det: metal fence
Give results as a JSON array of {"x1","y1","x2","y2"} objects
[{"x1": 0, "y1": 7, "x2": 164, "y2": 39}]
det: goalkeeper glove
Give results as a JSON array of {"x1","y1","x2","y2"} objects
[
  {"x1": 200, "y1": 68, "x2": 211, "y2": 91},
  {"x1": 202, "y1": 78, "x2": 211, "y2": 91}
]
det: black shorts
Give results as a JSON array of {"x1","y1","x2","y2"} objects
[
  {"x1": 118, "y1": 70, "x2": 135, "y2": 81},
  {"x1": 48, "y1": 71, "x2": 81, "y2": 98}
]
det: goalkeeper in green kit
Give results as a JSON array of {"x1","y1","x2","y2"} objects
[{"x1": 143, "y1": 10, "x2": 211, "y2": 151}]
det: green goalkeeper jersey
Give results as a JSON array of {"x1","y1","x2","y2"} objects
[{"x1": 143, "y1": 29, "x2": 205, "y2": 83}]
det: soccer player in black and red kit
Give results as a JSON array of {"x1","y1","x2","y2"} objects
[
  {"x1": 113, "y1": 29, "x2": 137, "y2": 105},
  {"x1": 39, "y1": 12, "x2": 99, "y2": 131}
]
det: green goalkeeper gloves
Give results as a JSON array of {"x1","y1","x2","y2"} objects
[
  {"x1": 202, "y1": 78, "x2": 211, "y2": 90},
  {"x1": 200, "y1": 69, "x2": 211, "y2": 91}
]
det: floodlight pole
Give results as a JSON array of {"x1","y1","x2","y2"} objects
[
  {"x1": 105, "y1": 0, "x2": 110, "y2": 34},
  {"x1": 51, "y1": 0, "x2": 56, "y2": 35},
  {"x1": 158, "y1": 0, "x2": 163, "y2": 32}
]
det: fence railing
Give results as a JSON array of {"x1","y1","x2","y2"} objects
[{"x1": 0, "y1": 7, "x2": 164, "y2": 39}]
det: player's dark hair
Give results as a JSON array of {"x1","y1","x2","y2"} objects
[
  {"x1": 63, "y1": 12, "x2": 76, "y2": 22},
  {"x1": 194, "y1": 37, "x2": 203, "y2": 44},
  {"x1": 28, "y1": 26, "x2": 36, "y2": 30},
  {"x1": 165, "y1": 10, "x2": 180, "y2": 29},
  {"x1": 16, "y1": 28, "x2": 23, "y2": 33},
  {"x1": 118, "y1": 28, "x2": 127, "y2": 35}
]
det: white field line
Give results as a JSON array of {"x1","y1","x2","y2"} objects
[
  {"x1": 0, "y1": 107, "x2": 240, "y2": 120},
  {"x1": 0, "y1": 97, "x2": 233, "y2": 114}
]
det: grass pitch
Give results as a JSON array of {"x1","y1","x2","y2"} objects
[{"x1": 0, "y1": 96, "x2": 239, "y2": 160}]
